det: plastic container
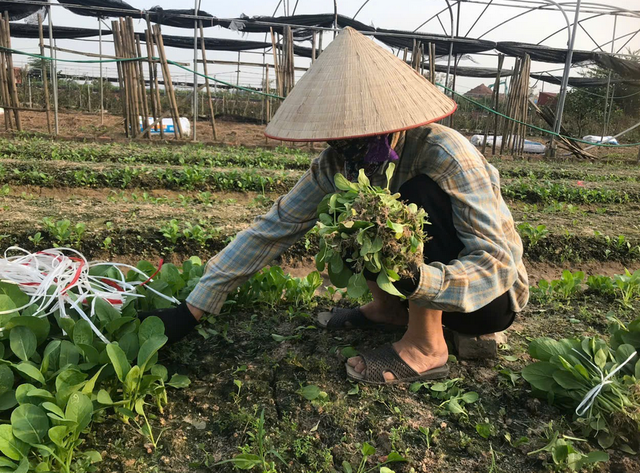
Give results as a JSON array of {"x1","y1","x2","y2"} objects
[{"x1": 139, "y1": 117, "x2": 191, "y2": 136}]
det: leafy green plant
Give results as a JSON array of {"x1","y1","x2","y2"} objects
[
  {"x1": 226, "y1": 266, "x2": 322, "y2": 310},
  {"x1": 182, "y1": 222, "x2": 210, "y2": 247},
  {"x1": 341, "y1": 442, "x2": 407, "y2": 473},
  {"x1": 532, "y1": 270, "x2": 585, "y2": 301},
  {"x1": 517, "y1": 222, "x2": 549, "y2": 247},
  {"x1": 527, "y1": 422, "x2": 609, "y2": 472},
  {"x1": 522, "y1": 318, "x2": 640, "y2": 449},
  {"x1": 216, "y1": 410, "x2": 285, "y2": 472},
  {"x1": 0, "y1": 257, "x2": 200, "y2": 472},
  {"x1": 410, "y1": 378, "x2": 479, "y2": 419},
  {"x1": 160, "y1": 219, "x2": 181, "y2": 245},
  {"x1": 42, "y1": 218, "x2": 72, "y2": 246},
  {"x1": 418, "y1": 426, "x2": 439, "y2": 450},
  {"x1": 315, "y1": 163, "x2": 427, "y2": 298},
  {"x1": 41, "y1": 219, "x2": 87, "y2": 247},
  {"x1": 101, "y1": 237, "x2": 112, "y2": 251},
  {"x1": 28, "y1": 232, "x2": 43, "y2": 246},
  {"x1": 613, "y1": 269, "x2": 640, "y2": 308},
  {"x1": 586, "y1": 275, "x2": 615, "y2": 296}
]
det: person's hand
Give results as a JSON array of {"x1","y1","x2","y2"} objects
[
  {"x1": 393, "y1": 264, "x2": 420, "y2": 296},
  {"x1": 138, "y1": 302, "x2": 202, "y2": 344}
]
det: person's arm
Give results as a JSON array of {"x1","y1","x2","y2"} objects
[
  {"x1": 186, "y1": 148, "x2": 340, "y2": 315},
  {"x1": 407, "y1": 165, "x2": 518, "y2": 313}
]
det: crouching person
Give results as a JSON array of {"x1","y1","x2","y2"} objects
[{"x1": 141, "y1": 28, "x2": 528, "y2": 385}]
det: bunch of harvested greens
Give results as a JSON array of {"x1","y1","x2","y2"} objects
[{"x1": 315, "y1": 163, "x2": 429, "y2": 298}]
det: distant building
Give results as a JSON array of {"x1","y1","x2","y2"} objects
[
  {"x1": 537, "y1": 92, "x2": 557, "y2": 107},
  {"x1": 465, "y1": 84, "x2": 493, "y2": 98}
]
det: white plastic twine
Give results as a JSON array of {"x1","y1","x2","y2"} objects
[
  {"x1": 572, "y1": 348, "x2": 638, "y2": 417},
  {"x1": 0, "y1": 247, "x2": 179, "y2": 343}
]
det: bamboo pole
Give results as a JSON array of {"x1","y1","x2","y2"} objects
[
  {"x1": 428, "y1": 43, "x2": 435, "y2": 84},
  {"x1": 2, "y1": 15, "x2": 21, "y2": 131},
  {"x1": 491, "y1": 54, "x2": 504, "y2": 156},
  {"x1": 135, "y1": 35, "x2": 150, "y2": 139},
  {"x1": 519, "y1": 55, "x2": 531, "y2": 156},
  {"x1": 153, "y1": 24, "x2": 182, "y2": 139},
  {"x1": 0, "y1": 16, "x2": 12, "y2": 131},
  {"x1": 120, "y1": 19, "x2": 136, "y2": 138},
  {"x1": 122, "y1": 18, "x2": 139, "y2": 138},
  {"x1": 269, "y1": 28, "x2": 281, "y2": 97},
  {"x1": 199, "y1": 21, "x2": 217, "y2": 140},
  {"x1": 47, "y1": 1, "x2": 59, "y2": 135},
  {"x1": 145, "y1": 14, "x2": 164, "y2": 139},
  {"x1": 99, "y1": 18, "x2": 104, "y2": 125},
  {"x1": 265, "y1": 63, "x2": 270, "y2": 123},
  {"x1": 38, "y1": 14, "x2": 52, "y2": 134},
  {"x1": 112, "y1": 21, "x2": 129, "y2": 136},
  {"x1": 500, "y1": 58, "x2": 518, "y2": 155},
  {"x1": 311, "y1": 31, "x2": 317, "y2": 63}
]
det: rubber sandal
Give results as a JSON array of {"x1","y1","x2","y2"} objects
[
  {"x1": 317, "y1": 307, "x2": 406, "y2": 331},
  {"x1": 345, "y1": 345, "x2": 450, "y2": 385}
]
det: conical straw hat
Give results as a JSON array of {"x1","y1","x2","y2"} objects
[{"x1": 264, "y1": 27, "x2": 457, "y2": 142}]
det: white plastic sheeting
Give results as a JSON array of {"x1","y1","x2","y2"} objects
[
  {"x1": 470, "y1": 135, "x2": 547, "y2": 154},
  {"x1": 582, "y1": 135, "x2": 619, "y2": 145}
]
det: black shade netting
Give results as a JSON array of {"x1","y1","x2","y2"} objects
[{"x1": 1, "y1": 0, "x2": 47, "y2": 21}]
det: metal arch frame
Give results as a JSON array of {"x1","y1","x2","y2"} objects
[
  {"x1": 536, "y1": 12, "x2": 602, "y2": 45},
  {"x1": 353, "y1": 0, "x2": 372, "y2": 20},
  {"x1": 460, "y1": 0, "x2": 638, "y2": 18},
  {"x1": 412, "y1": 2, "x2": 458, "y2": 34},
  {"x1": 9, "y1": 0, "x2": 640, "y2": 22}
]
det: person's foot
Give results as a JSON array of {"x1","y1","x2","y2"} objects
[
  {"x1": 347, "y1": 334, "x2": 449, "y2": 382},
  {"x1": 359, "y1": 299, "x2": 409, "y2": 326}
]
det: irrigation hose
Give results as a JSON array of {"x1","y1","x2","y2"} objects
[{"x1": 1, "y1": 45, "x2": 639, "y2": 148}]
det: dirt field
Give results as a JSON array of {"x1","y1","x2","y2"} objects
[
  {"x1": 0, "y1": 127, "x2": 639, "y2": 473},
  {"x1": 11, "y1": 110, "x2": 321, "y2": 149}
]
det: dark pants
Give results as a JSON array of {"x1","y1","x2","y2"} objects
[{"x1": 398, "y1": 175, "x2": 515, "y2": 336}]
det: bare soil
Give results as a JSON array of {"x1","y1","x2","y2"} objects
[{"x1": 9, "y1": 110, "x2": 322, "y2": 150}]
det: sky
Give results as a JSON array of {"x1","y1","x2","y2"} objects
[{"x1": 9, "y1": 0, "x2": 640, "y2": 96}]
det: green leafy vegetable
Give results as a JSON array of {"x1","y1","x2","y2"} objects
[{"x1": 315, "y1": 163, "x2": 428, "y2": 297}]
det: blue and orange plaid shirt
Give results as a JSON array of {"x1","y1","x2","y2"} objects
[{"x1": 187, "y1": 124, "x2": 529, "y2": 315}]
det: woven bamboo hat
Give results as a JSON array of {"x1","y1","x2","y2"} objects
[{"x1": 264, "y1": 27, "x2": 457, "y2": 142}]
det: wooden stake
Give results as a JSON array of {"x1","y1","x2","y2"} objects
[
  {"x1": 491, "y1": 54, "x2": 504, "y2": 156},
  {"x1": 0, "y1": 15, "x2": 12, "y2": 131},
  {"x1": 112, "y1": 21, "x2": 129, "y2": 136},
  {"x1": 269, "y1": 28, "x2": 280, "y2": 98},
  {"x1": 199, "y1": 21, "x2": 217, "y2": 140},
  {"x1": 153, "y1": 24, "x2": 182, "y2": 139},
  {"x1": 265, "y1": 63, "x2": 270, "y2": 123},
  {"x1": 2, "y1": 15, "x2": 21, "y2": 131},
  {"x1": 38, "y1": 15, "x2": 52, "y2": 134},
  {"x1": 145, "y1": 15, "x2": 164, "y2": 139},
  {"x1": 135, "y1": 35, "x2": 150, "y2": 139},
  {"x1": 121, "y1": 18, "x2": 139, "y2": 138}
]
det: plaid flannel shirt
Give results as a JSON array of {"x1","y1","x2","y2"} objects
[{"x1": 187, "y1": 123, "x2": 529, "y2": 315}]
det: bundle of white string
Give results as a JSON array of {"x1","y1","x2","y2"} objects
[{"x1": 0, "y1": 247, "x2": 179, "y2": 343}]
